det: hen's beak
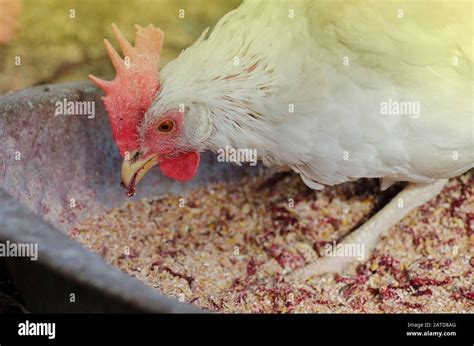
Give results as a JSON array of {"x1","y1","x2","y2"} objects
[{"x1": 121, "y1": 150, "x2": 158, "y2": 197}]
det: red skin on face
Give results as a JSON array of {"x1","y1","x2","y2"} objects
[
  {"x1": 142, "y1": 112, "x2": 184, "y2": 156},
  {"x1": 89, "y1": 24, "x2": 200, "y2": 182},
  {"x1": 143, "y1": 111, "x2": 200, "y2": 181}
]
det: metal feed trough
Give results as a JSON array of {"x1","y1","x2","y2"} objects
[{"x1": 0, "y1": 81, "x2": 256, "y2": 312}]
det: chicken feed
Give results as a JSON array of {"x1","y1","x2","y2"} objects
[{"x1": 71, "y1": 171, "x2": 473, "y2": 313}]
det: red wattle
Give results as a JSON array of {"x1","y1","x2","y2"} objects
[{"x1": 159, "y1": 150, "x2": 200, "y2": 182}]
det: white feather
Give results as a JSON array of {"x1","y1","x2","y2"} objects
[{"x1": 145, "y1": 0, "x2": 474, "y2": 188}]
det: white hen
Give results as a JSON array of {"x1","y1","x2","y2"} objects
[{"x1": 90, "y1": 0, "x2": 474, "y2": 278}]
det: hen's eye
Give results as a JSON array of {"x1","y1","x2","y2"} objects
[{"x1": 157, "y1": 120, "x2": 174, "y2": 133}]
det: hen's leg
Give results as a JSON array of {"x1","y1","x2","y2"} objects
[{"x1": 288, "y1": 179, "x2": 448, "y2": 280}]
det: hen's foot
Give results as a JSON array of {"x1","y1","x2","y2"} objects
[{"x1": 288, "y1": 179, "x2": 447, "y2": 281}]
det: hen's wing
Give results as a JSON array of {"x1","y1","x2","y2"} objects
[{"x1": 291, "y1": 0, "x2": 474, "y2": 186}]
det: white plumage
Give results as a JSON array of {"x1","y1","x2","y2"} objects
[
  {"x1": 148, "y1": 0, "x2": 473, "y2": 189},
  {"x1": 91, "y1": 0, "x2": 474, "y2": 278}
]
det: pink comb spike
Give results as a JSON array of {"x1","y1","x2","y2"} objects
[
  {"x1": 104, "y1": 39, "x2": 124, "y2": 72},
  {"x1": 89, "y1": 24, "x2": 164, "y2": 156},
  {"x1": 111, "y1": 23, "x2": 133, "y2": 56},
  {"x1": 88, "y1": 74, "x2": 112, "y2": 92}
]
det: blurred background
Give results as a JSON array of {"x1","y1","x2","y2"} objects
[{"x1": 0, "y1": 0, "x2": 242, "y2": 94}]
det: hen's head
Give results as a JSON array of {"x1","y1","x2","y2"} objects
[{"x1": 89, "y1": 24, "x2": 201, "y2": 196}]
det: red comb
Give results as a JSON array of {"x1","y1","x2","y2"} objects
[{"x1": 89, "y1": 24, "x2": 164, "y2": 156}]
